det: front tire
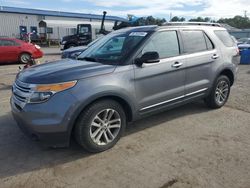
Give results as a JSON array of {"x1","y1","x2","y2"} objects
[
  {"x1": 74, "y1": 100, "x2": 126, "y2": 153},
  {"x1": 205, "y1": 75, "x2": 231, "y2": 109},
  {"x1": 19, "y1": 53, "x2": 31, "y2": 64}
]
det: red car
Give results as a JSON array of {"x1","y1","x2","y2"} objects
[{"x1": 0, "y1": 38, "x2": 43, "y2": 64}]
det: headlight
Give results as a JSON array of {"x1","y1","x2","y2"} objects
[
  {"x1": 27, "y1": 80, "x2": 77, "y2": 103},
  {"x1": 34, "y1": 44, "x2": 41, "y2": 49},
  {"x1": 61, "y1": 41, "x2": 67, "y2": 45}
]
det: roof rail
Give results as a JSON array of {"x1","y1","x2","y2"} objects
[{"x1": 163, "y1": 22, "x2": 221, "y2": 27}]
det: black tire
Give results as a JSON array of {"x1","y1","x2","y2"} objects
[
  {"x1": 74, "y1": 100, "x2": 126, "y2": 153},
  {"x1": 19, "y1": 53, "x2": 31, "y2": 64},
  {"x1": 205, "y1": 75, "x2": 231, "y2": 109}
]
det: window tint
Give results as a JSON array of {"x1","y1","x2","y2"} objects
[
  {"x1": 0, "y1": 40, "x2": 17, "y2": 46},
  {"x1": 214, "y1": 30, "x2": 234, "y2": 47},
  {"x1": 182, "y1": 30, "x2": 207, "y2": 53},
  {"x1": 79, "y1": 26, "x2": 89, "y2": 34},
  {"x1": 142, "y1": 31, "x2": 180, "y2": 59}
]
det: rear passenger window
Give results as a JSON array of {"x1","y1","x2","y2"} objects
[
  {"x1": 142, "y1": 31, "x2": 180, "y2": 59},
  {"x1": 182, "y1": 30, "x2": 207, "y2": 53},
  {"x1": 214, "y1": 30, "x2": 234, "y2": 47}
]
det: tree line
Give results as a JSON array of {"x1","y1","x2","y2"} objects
[
  {"x1": 132, "y1": 15, "x2": 250, "y2": 29},
  {"x1": 171, "y1": 16, "x2": 250, "y2": 29}
]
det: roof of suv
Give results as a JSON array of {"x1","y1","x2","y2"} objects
[{"x1": 115, "y1": 24, "x2": 226, "y2": 34}]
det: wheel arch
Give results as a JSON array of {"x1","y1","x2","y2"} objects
[
  {"x1": 68, "y1": 94, "x2": 135, "y2": 137},
  {"x1": 19, "y1": 51, "x2": 32, "y2": 58},
  {"x1": 218, "y1": 68, "x2": 235, "y2": 86}
]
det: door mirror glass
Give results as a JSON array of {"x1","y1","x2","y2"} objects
[{"x1": 136, "y1": 51, "x2": 160, "y2": 65}]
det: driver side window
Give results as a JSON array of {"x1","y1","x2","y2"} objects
[{"x1": 142, "y1": 31, "x2": 180, "y2": 59}]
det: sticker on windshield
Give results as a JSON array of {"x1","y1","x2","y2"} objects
[{"x1": 129, "y1": 32, "x2": 148, "y2": 37}]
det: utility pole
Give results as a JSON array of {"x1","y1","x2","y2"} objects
[
  {"x1": 169, "y1": 12, "x2": 172, "y2": 22},
  {"x1": 244, "y1": 10, "x2": 247, "y2": 18}
]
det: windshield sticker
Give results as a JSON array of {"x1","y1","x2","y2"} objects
[{"x1": 129, "y1": 32, "x2": 148, "y2": 37}]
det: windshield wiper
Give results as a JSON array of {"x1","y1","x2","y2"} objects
[{"x1": 78, "y1": 56, "x2": 97, "y2": 62}]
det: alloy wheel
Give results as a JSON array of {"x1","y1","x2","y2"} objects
[
  {"x1": 90, "y1": 109, "x2": 121, "y2": 146},
  {"x1": 215, "y1": 80, "x2": 229, "y2": 104},
  {"x1": 20, "y1": 54, "x2": 31, "y2": 64}
]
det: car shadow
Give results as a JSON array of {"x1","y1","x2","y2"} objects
[
  {"x1": 0, "y1": 62, "x2": 20, "y2": 66},
  {"x1": 0, "y1": 101, "x2": 210, "y2": 179}
]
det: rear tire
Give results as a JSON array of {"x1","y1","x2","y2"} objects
[
  {"x1": 19, "y1": 53, "x2": 31, "y2": 64},
  {"x1": 205, "y1": 75, "x2": 231, "y2": 109},
  {"x1": 74, "y1": 100, "x2": 126, "y2": 153}
]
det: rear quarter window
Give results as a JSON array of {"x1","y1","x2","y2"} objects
[{"x1": 214, "y1": 30, "x2": 235, "y2": 47}]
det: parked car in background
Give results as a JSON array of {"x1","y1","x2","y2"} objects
[
  {"x1": 61, "y1": 46, "x2": 88, "y2": 59},
  {"x1": 0, "y1": 38, "x2": 43, "y2": 64},
  {"x1": 62, "y1": 37, "x2": 102, "y2": 59},
  {"x1": 237, "y1": 37, "x2": 250, "y2": 45},
  {"x1": 238, "y1": 38, "x2": 250, "y2": 53}
]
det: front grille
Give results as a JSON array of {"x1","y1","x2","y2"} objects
[{"x1": 12, "y1": 80, "x2": 32, "y2": 106}]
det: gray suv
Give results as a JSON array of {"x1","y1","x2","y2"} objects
[{"x1": 11, "y1": 23, "x2": 239, "y2": 152}]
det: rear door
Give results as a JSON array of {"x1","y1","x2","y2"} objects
[
  {"x1": 180, "y1": 30, "x2": 219, "y2": 96},
  {"x1": 134, "y1": 30, "x2": 186, "y2": 113}
]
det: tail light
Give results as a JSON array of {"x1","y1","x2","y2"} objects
[{"x1": 236, "y1": 48, "x2": 240, "y2": 55}]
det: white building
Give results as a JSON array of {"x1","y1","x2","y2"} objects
[{"x1": 0, "y1": 6, "x2": 126, "y2": 40}]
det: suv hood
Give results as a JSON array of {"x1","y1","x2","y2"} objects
[{"x1": 17, "y1": 59, "x2": 116, "y2": 84}]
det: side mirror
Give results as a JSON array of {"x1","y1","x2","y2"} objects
[{"x1": 135, "y1": 51, "x2": 160, "y2": 66}]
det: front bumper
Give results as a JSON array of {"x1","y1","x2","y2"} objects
[
  {"x1": 10, "y1": 88, "x2": 78, "y2": 147},
  {"x1": 32, "y1": 49, "x2": 44, "y2": 59}
]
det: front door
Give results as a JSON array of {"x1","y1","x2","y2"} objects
[{"x1": 134, "y1": 30, "x2": 185, "y2": 113}]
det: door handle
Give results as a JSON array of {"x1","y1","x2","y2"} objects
[
  {"x1": 171, "y1": 62, "x2": 183, "y2": 68},
  {"x1": 212, "y1": 54, "x2": 219, "y2": 59}
]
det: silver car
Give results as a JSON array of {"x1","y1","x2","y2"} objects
[{"x1": 11, "y1": 23, "x2": 239, "y2": 152}]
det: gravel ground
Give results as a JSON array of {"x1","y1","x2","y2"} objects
[{"x1": 0, "y1": 57, "x2": 250, "y2": 188}]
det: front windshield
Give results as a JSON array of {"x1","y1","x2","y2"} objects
[{"x1": 78, "y1": 31, "x2": 148, "y2": 64}]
